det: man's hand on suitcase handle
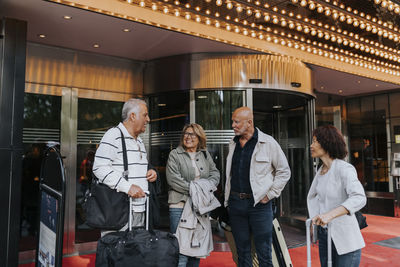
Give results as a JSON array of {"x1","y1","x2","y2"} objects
[{"x1": 128, "y1": 184, "x2": 146, "y2": 198}]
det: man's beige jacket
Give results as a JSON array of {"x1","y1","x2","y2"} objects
[{"x1": 224, "y1": 128, "x2": 291, "y2": 206}]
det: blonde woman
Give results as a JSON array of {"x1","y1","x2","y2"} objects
[{"x1": 166, "y1": 123, "x2": 220, "y2": 267}]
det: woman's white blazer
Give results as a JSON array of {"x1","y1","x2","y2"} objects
[{"x1": 307, "y1": 159, "x2": 367, "y2": 255}]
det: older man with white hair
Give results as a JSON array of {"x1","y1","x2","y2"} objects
[{"x1": 93, "y1": 98, "x2": 157, "y2": 233}]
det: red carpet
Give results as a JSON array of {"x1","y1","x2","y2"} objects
[
  {"x1": 19, "y1": 252, "x2": 236, "y2": 267},
  {"x1": 199, "y1": 252, "x2": 236, "y2": 267},
  {"x1": 19, "y1": 254, "x2": 96, "y2": 267},
  {"x1": 289, "y1": 214, "x2": 400, "y2": 267},
  {"x1": 20, "y1": 214, "x2": 400, "y2": 267}
]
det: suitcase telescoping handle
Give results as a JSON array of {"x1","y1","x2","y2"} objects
[
  {"x1": 306, "y1": 218, "x2": 332, "y2": 267},
  {"x1": 129, "y1": 191, "x2": 150, "y2": 231}
]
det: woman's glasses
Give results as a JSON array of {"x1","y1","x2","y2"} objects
[{"x1": 183, "y1": 132, "x2": 197, "y2": 139}]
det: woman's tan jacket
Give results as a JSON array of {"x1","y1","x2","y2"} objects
[{"x1": 166, "y1": 146, "x2": 220, "y2": 205}]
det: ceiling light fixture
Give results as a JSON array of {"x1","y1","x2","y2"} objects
[
  {"x1": 123, "y1": 28, "x2": 131, "y2": 32},
  {"x1": 63, "y1": 15, "x2": 72, "y2": 19},
  {"x1": 93, "y1": 44, "x2": 100, "y2": 48},
  {"x1": 49, "y1": 0, "x2": 400, "y2": 79},
  {"x1": 38, "y1": 34, "x2": 46, "y2": 38}
]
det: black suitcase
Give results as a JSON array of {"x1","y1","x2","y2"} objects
[{"x1": 95, "y1": 193, "x2": 179, "y2": 267}]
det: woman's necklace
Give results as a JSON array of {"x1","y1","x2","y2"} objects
[{"x1": 320, "y1": 164, "x2": 330, "y2": 175}]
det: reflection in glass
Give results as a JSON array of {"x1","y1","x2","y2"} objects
[
  {"x1": 20, "y1": 93, "x2": 61, "y2": 251},
  {"x1": 195, "y1": 90, "x2": 244, "y2": 130},
  {"x1": 347, "y1": 95, "x2": 389, "y2": 192},
  {"x1": 75, "y1": 98, "x2": 123, "y2": 243}
]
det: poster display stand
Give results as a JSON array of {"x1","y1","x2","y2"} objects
[{"x1": 35, "y1": 145, "x2": 66, "y2": 267}]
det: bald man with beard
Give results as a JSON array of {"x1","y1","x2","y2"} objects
[{"x1": 224, "y1": 107, "x2": 291, "y2": 267}]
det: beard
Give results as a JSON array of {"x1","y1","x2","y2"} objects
[{"x1": 233, "y1": 128, "x2": 245, "y2": 136}]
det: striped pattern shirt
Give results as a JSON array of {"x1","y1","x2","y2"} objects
[{"x1": 93, "y1": 122, "x2": 148, "y2": 212}]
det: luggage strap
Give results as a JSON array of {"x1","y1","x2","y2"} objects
[
  {"x1": 129, "y1": 191, "x2": 150, "y2": 231},
  {"x1": 116, "y1": 127, "x2": 129, "y2": 181}
]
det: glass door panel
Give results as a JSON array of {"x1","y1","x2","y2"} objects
[
  {"x1": 75, "y1": 98, "x2": 124, "y2": 243},
  {"x1": 253, "y1": 90, "x2": 312, "y2": 221},
  {"x1": 148, "y1": 91, "x2": 190, "y2": 228},
  {"x1": 195, "y1": 90, "x2": 245, "y2": 200},
  {"x1": 276, "y1": 107, "x2": 311, "y2": 219},
  {"x1": 195, "y1": 90, "x2": 245, "y2": 131},
  {"x1": 20, "y1": 93, "x2": 61, "y2": 251}
]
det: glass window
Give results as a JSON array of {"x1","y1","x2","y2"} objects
[
  {"x1": 20, "y1": 93, "x2": 61, "y2": 251},
  {"x1": 253, "y1": 90, "x2": 311, "y2": 218},
  {"x1": 347, "y1": 95, "x2": 389, "y2": 192},
  {"x1": 375, "y1": 95, "x2": 389, "y2": 118},
  {"x1": 314, "y1": 93, "x2": 343, "y2": 127},
  {"x1": 195, "y1": 90, "x2": 244, "y2": 130},
  {"x1": 148, "y1": 91, "x2": 190, "y2": 228},
  {"x1": 389, "y1": 93, "x2": 400, "y2": 169},
  {"x1": 347, "y1": 98, "x2": 360, "y2": 123},
  {"x1": 149, "y1": 92, "x2": 190, "y2": 133},
  {"x1": 361, "y1": 96, "x2": 374, "y2": 113},
  {"x1": 195, "y1": 90, "x2": 245, "y2": 193},
  {"x1": 390, "y1": 117, "x2": 400, "y2": 151},
  {"x1": 75, "y1": 98, "x2": 124, "y2": 243},
  {"x1": 390, "y1": 92, "x2": 400, "y2": 117}
]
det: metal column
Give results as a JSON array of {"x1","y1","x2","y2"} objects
[{"x1": 0, "y1": 18, "x2": 27, "y2": 267}]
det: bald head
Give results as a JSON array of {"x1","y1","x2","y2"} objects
[
  {"x1": 232, "y1": 106, "x2": 254, "y2": 138},
  {"x1": 232, "y1": 107, "x2": 253, "y2": 121}
]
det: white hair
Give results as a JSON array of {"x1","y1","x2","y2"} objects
[{"x1": 121, "y1": 98, "x2": 147, "y2": 122}]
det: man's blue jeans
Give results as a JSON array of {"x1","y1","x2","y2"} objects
[
  {"x1": 318, "y1": 226, "x2": 361, "y2": 267},
  {"x1": 228, "y1": 195, "x2": 273, "y2": 267},
  {"x1": 169, "y1": 208, "x2": 200, "y2": 267}
]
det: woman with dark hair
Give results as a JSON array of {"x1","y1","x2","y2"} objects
[
  {"x1": 307, "y1": 125, "x2": 366, "y2": 267},
  {"x1": 166, "y1": 123, "x2": 220, "y2": 267}
]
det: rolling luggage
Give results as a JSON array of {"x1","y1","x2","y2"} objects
[
  {"x1": 306, "y1": 219, "x2": 332, "y2": 267},
  {"x1": 271, "y1": 218, "x2": 293, "y2": 267},
  {"x1": 95, "y1": 193, "x2": 179, "y2": 267}
]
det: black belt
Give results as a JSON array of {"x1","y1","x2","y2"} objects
[{"x1": 231, "y1": 191, "x2": 252, "y2": 199}]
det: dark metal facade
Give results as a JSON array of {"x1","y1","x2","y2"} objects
[{"x1": 0, "y1": 18, "x2": 27, "y2": 267}]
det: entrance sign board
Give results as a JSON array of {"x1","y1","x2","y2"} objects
[
  {"x1": 391, "y1": 153, "x2": 400, "y2": 218},
  {"x1": 35, "y1": 145, "x2": 66, "y2": 267}
]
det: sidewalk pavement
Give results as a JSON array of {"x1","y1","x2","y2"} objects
[{"x1": 19, "y1": 214, "x2": 400, "y2": 267}]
